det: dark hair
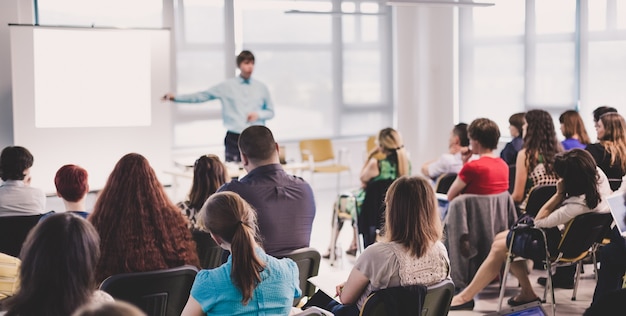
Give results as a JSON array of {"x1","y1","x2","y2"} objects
[
  {"x1": 55, "y1": 164, "x2": 89, "y2": 202},
  {"x1": 597, "y1": 113, "x2": 626, "y2": 173},
  {"x1": 238, "y1": 125, "x2": 277, "y2": 163},
  {"x1": 383, "y1": 176, "x2": 442, "y2": 258},
  {"x1": 593, "y1": 106, "x2": 617, "y2": 122},
  {"x1": 0, "y1": 146, "x2": 34, "y2": 181},
  {"x1": 200, "y1": 192, "x2": 265, "y2": 305},
  {"x1": 236, "y1": 50, "x2": 255, "y2": 67},
  {"x1": 89, "y1": 153, "x2": 199, "y2": 283},
  {"x1": 559, "y1": 110, "x2": 591, "y2": 145},
  {"x1": 468, "y1": 118, "x2": 500, "y2": 150},
  {"x1": 5, "y1": 213, "x2": 100, "y2": 316},
  {"x1": 509, "y1": 112, "x2": 526, "y2": 138},
  {"x1": 188, "y1": 154, "x2": 228, "y2": 210},
  {"x1": 72, "y1": 301, "x2": 147, "y2": 316},
  {"x1": 554, "y1": 149, "x2": 601, "y2": 209},
  {"x1": 453, "y1": 123, "x2": 470, "y2": 147},
  {"x1": 523, "y1": 110, "x2": 562, "y2": 175}
]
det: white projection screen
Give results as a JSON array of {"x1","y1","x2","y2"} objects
[{"x1": 10, "y1": 25, "x2": 172, "y2": 194}]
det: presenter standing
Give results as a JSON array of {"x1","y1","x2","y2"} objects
[{"x1": 163, "y1": 50, "x2": 275, "y2": 162}]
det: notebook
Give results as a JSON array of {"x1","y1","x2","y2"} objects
[
  {"x1": 607, "y1": 194, "x2": 626, "y2": 237},
  {"x1": 484, "y1": 301, "x2": 548, "y2": 316}
]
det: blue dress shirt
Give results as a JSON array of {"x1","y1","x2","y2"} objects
[{"x1": 173, "y1": 76, "x2": 275, "y2": 134}]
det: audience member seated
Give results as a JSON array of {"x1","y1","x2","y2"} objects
[
  {"x1": 47, "y1": 164, "x2": 91, "y2": 219},
  {"x1": 500, "y1": 112, "x2": 525, "y2": 165},
  {"x1": 421, "y1": 123, "x2": 468, "y2": 180},
  {"x1": 218, "y1": 126, "x2": 315, "y2": 257},
  {"x1": 586, "y1": 112, "x2": 626, "y2": 191},
  {"x1": 305, "y1": 176, "x2": 450, "y2": 316},
  {"x1": 450, "y1": 149, "x2": 612, "y2": 310},
  {"x1": 177, "y1": 154, "x2": 228, "y2": 230},
  {"x1": 3, "y1": 213, "x2": 114, "y2": 315},
  {"x1": 325, "y1": 127, "x2": 410, "y2": 257},
  {"x1": 559, "y1": 110, "x2": 591, "y2": 150},
  {"x1": 181, "y1": 192, "x2": 300, "y2": 316},
  {"x1": 73, "y1": 301, "x2": 147, "y2": 316},
  {"x1": 0, "y1": 146, "x2": 46, "y2": 217},
  {"x1": 510, "y1": 110, "x2": 561, "y2": 208},
  {"x1": 89, "y1": 153, "x2": 199, "y2": 283},
  {"x1": 447, "y1": 118, "x2": 509, "y2": 202}
]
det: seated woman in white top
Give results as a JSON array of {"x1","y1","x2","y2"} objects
[
  {"x1": 308, "y1": 176, "x2": 450, "y2": 316},
  {"x1": 4, "y1": 213, "x2": 113, "y2": 316},
  {"x1": 450, "y1": 149, "x2": 613, "y2": 310}
]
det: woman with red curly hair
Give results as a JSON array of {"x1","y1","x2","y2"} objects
[{"x1": 89, "y1": 153, "x2": 199, "y2": 283}]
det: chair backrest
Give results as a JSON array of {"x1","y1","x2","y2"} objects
[
  {"x1": 300, "y1": 139, "x2": 336, "y2": 163},
  {"x1": 99, "y1": 265, "x2": 199, "y2": 316},
  {"x1": 523, "y1": 185, "x2": 557, "y2": 217},
  {"x1": 422, "y1": 279, "x2": 455, "y2": 316},
  {"x1": 434, "y1": 173, "x2": 457, "y2": 194},
  {"x1": 359, "y1": 284, "x2": 428, "y2": 316},
  {"x1": 366, "y1": 135, "x2": 377, "y2": 153},
  {"x1": 191, "y1": 230, "x2": 225, "y2": 269},
  {"x1": 0, "y1": 214, "x2": 44, "y2": 257},
  {"x1": 508, "y1": 165, "x2": 516, "y2": 194},
  {"x1": 277, "y1": 247, "x2": 321, "y2": 304},
  {"x1": 557, "y1": 212, "x2": 613, "y2": 261},
  {"x1": 359, "y1": 179, "x2": 395, "y2": 248}
]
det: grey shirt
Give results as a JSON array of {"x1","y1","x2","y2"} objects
[{"x1": 0, "y1": 180, "x2": 46, "y2": 217}]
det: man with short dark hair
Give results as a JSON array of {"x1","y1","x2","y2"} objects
[
  {"x1": 163, "y1": 50, "x2": 275, "y2": 162},
  {"x1": 421, "y1": 123, "x2": 469, "y2": 180},
  {"x1": 218, "y1": 125, "x2": 316, "y2": 256},
  {"x1": 0, "y1": 146, "x2": 46, "y2": 216}
]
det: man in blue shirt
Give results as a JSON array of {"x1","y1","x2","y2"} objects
[{"x1": 163, "y1": 51, "x2": 275, "y2": 162}]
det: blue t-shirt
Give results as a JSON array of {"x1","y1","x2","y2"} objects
[
  {"x1": 561, "y1": 138, "x2": 586, "y2": 150},
  {"x1": 190, "y1": 247, "x2": 301, "y2": 316}
]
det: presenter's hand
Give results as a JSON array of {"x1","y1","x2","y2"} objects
[
  {"x1": 247, "y1": 112, "x2": 259, "y2": 122},
  {"x1": 162, "y1": 93, "x2": 175, "y2": 102}
]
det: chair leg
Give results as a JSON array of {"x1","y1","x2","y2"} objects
[
  {"x1": 329, "y1": 210, "x2": 341, "y2": 266},
  {"x1": 497, "y1": 254, "x2": 513, "y2": 311},
  {"x1": 545, "y1": 261, "x2": 556, "y2": 316},
  {"x1": 572, "y1": 262, "x2": 582, "y2": 301}
]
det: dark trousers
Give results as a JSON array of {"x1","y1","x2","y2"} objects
[
  {"x1": 592, "y1": 227, "x2": 626, "y2": 303},
  {"x1": 303, "y1": 291, "x2": 360, "y2": 316},
  {"x1": 224, "y1": 131, "x2": 241, "y2": 162}
]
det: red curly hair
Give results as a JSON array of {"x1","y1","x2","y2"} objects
[{"x1": 89, "y1": 153, "x2": 199, "y2": 282}]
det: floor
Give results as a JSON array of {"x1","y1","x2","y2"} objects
[{"x1": 305, "y1": 174, "x2": 597, "y2": 316}]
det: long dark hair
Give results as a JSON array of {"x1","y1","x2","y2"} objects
[
  {"x1": 523, "y1": 110, "x2": 562, "y2": 175},
  {"x1": 383, "y1": 176, "x2": 442, "y2": 257},
  {"x1": 5, "y1": 213, "x2": 100, "y2": 316},
  {"x1": 188, "y1": 154, "x2": 228, "y2": 210},
  {"x1": 89, "y1": 153, "x2": 199, "y2": 283},
  {"x1": 554, "y1": 149, "x2": 601, "y2": 209},
  {"x1": 200, "y1": 192, "x2": 265, "y2": 305}
]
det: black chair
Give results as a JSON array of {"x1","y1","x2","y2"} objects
[
  {"x1": 359, "y1": 279, "x2": 454, "y2": 316},
  {"x1": 192, "y1": 230, "x2": 225, "y2": 269},
  {"x1": 498, "y1": 212, "x2": 613, "y2": 316},
  {"x1": 434, "y1": 173, "x2": 457, "y2": 194},
  {"x1": 522, "y1": 184, "x2": 556, "y2": 217},
  {"x1": 99, "y1": 265, "x2": 199, "y2": 316},
  {"x1": 508, "y1": 165, "x2": 516, "y2": 194},
  {"x1": 358, "y1": 179, "x2": 394, "y2": 248},
  {"x1": 0, "y1": 214, "x2": 44, "y2": 257},
  {"x1": 278, "y1": 247, "x2": 321, "y2": 306}
]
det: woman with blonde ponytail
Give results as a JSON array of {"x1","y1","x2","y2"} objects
[{"x1": 181, "y1": 192, "x2": 301, "y2": 316}]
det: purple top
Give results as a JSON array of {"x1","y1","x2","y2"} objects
[
  {"x1": 562, "y1": 138, "x2": 586, "y2": 150},
  {"x1": 218, "y1": 164, "x2": 316, "y2": 256}
]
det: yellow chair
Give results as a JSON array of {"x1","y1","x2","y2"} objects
[
  {"x1": 366, "y1": 135, "x2": 386, "y2": 161},
  {"x1": 299, "y1": 138, "x2": 351, "y2": 191}
]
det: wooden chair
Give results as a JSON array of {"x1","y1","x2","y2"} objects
[{"x1": 299, "y1": 138, "x2": 351, "y2": 192}]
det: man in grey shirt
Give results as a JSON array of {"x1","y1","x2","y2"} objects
[
  {"x1": 0, "y1": 146, "x2": 46, "y2": 216},
  {"x1": 218, "y1": 126, "x2": 316, "y2": 256}
]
